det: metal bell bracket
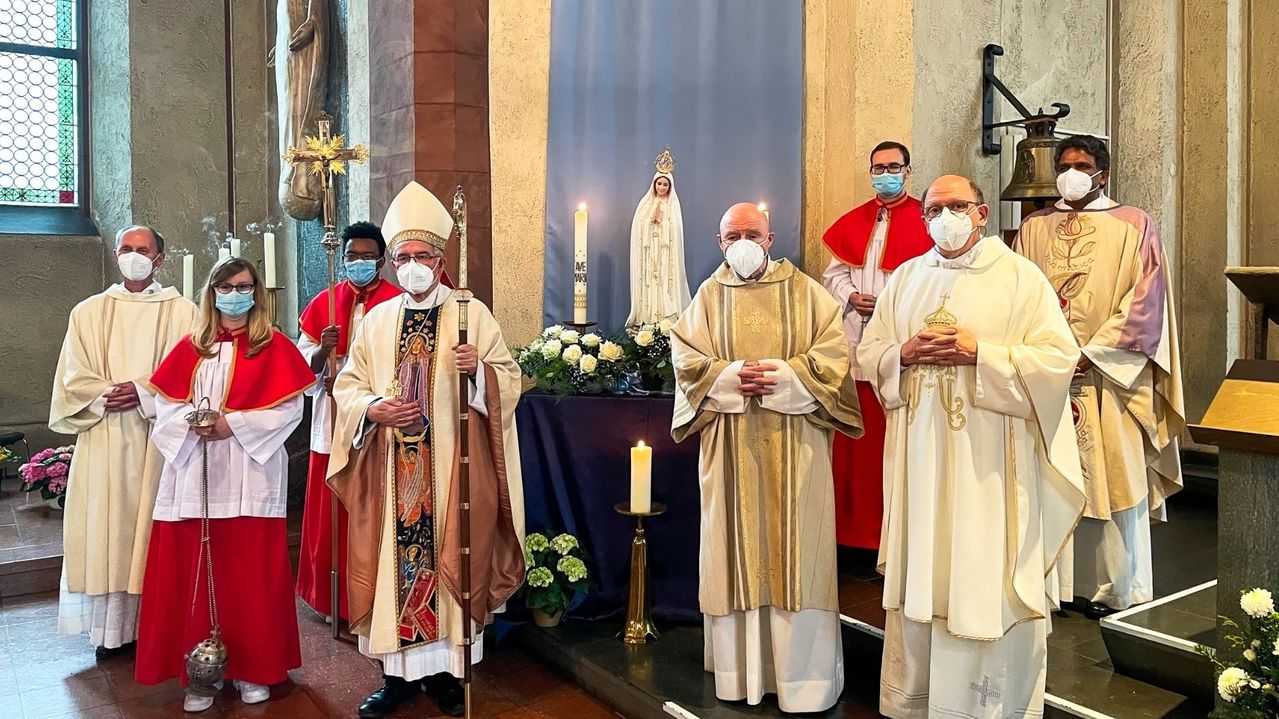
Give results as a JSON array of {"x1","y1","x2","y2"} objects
[{"x1": 981, "y1": 44, "x2": 1071, "y2": 155}]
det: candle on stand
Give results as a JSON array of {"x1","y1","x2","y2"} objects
[
  {"x1": 573, "y1": 203, "x2": 588, "y2": 324},
  {"x1": 229, "y1": 237, "x2": 242, "y2": 258},
  {"x1": 757, "y1": 202, "x2": 769, "y2": 222},
  {"x1": 630, "y1": 440, "x2": 652, "y2": 514},
  {"x1": 263, "y1": 231, "x2": 277, "y2": 287},
  {"x1": 182, "y1": 254, "x2": 194, "y2": 301},
  {"x1": 217, "y1": 246, "x2": 231, "y2": 263}
]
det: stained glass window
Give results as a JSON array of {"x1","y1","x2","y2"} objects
[{"x1": 0, "y1": 0, "x2": 81, "y2": 207}]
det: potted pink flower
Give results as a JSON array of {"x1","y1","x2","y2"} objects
[{"x1": 19, "y1": 445, "x2": 74, "y2": 509}]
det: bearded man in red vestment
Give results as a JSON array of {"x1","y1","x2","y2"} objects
[{"x1": 821, "y1": 141, "x2": 933, "y2": 550}]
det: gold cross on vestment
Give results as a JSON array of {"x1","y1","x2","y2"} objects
[{"x1": 743, "y1": 308, "x2": 766, "y2": 334}]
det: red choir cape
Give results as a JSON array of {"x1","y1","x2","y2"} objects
[
  {"x1": 298, "y1": 278, "x2": 404, "y2": 356},
  {"x1": 822, "y1": 194, "x2": 932, "y2": 271},
  {"x1": 149, "y1": 330, "x2": 316, "y2": 411}
]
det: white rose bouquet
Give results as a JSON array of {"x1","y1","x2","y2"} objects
[
  {"x1": 624, "y1": 319, "x2": 677, "y2": 393},
  {"x1": 513, "y1": 324, "x2": 634, "y2": 395},
  {"x1": 1197, "y1": 586, "x2": 1279, "y2": 717}
]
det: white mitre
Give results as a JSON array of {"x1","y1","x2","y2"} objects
[{"x1": 382, "y1": 180, "x2": 454, "y2": 251}]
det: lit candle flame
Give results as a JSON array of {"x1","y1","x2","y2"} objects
[
  {"x1": 636, "y1": 440, "x2": 646, "y2": 448},
  {"x1": 578, "y1": 202, "x2": 587, "y2": 211}
]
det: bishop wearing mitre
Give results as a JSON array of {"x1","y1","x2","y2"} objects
[
  {"x1": 671, "y1": 203, "x2": 862, "y2": 713},
  {"x1": 327, "y1": 181, "x2": 526, "y2": 719}
]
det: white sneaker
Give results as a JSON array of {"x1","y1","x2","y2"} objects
[
  {"x1": 183, "y1": 693, "x2": 214, "y2": 712},
  {"x1": 234, "y1": 680, "x2": 270, "y2": 704}
]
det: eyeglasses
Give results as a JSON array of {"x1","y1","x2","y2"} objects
[
  {"x1": 391, "y1": 252, "x2": 443, "y2": 266},
  {"x1": 213, "y1": 282, "x2": 256, "y2": 295},
  {"x1": 344, "y1": 252, "x2": 382, "y2": 262},
  {"x1": 922, "y1": 201, "x2": 981, "y2": 221},
  {"x1": 870, "y1": 163, "x2": 907, "y2": 176}
]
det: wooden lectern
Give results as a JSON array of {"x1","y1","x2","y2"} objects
[{"x1": 1189, "y1": 267, "x2": 1279, "y2": 645}]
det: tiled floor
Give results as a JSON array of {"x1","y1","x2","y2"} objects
[
  {"x1": 0, "y1": 480, "x2": 65, "y2": 564},
  {"x1": 0, "y1": 593, "x2": 622, "y2": 719}
]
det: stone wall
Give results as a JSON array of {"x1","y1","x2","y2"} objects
[
  {"x1": 912, "y1": 0, "x2": 1111, "y2": 232},
  {"x1": 0, "y1": 235, "x2": 104, "y2": 451}
]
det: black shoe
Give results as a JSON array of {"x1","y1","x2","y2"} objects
[
  {"x1": 94, "y1": 642, "x2": 135, "y2": 660},
  {"x1": 357, "y1": 676, "x2": 421, "y2": 718},
  {"x1": 430, "y1": 674, "x2": 464, "y2": 717},
  {"x1": 1084, "y1": 601, "x2": 1119, "y2": 619}
]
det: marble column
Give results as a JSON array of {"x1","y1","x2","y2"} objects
[{"x1": 368, "y1": 0, "x2": 493, "y2": 305}]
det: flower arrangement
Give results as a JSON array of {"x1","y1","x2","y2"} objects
[
  {"x1": 19, "y1": 445, "x2": 74, "y2": 508},
  {"x1": 514, "y1": 325, "x2": 630, "y2": 396},
  {"x1": 1197, "y1": 587, "x2": 1279, "y2": 718},
  {"x1": 0, "y1": 445, "x2": 16, "y2": 465},
  {"x1": 623, "y1": 319, "x2": 676, "y2": 392},
  {"x1": 519, "y1": 531, "x2": 589, "y2": 625}
]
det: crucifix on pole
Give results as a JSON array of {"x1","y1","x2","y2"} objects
[{"x1": 282, "y1": 110, "x2": 370, "y2": 640}]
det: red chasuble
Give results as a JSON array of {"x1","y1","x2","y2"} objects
[
  {"x1": 149, "y1": 330, "x2": 315, "y2": 410},
  {"x1": 822, "y1": 194, "x2": 932, "y2": 271},
  {"x1": 298, "y1": 278, "x2": 404, "y2": 356}
]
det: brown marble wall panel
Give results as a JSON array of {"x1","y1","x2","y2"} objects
[{"x1": 369, "y1": 0, "x2": 492, "y2": 302}]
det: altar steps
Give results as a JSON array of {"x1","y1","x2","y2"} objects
[
  {"x1": 1098, "y1": 581, "x2": 1217, "y2": 707},
  {"x1": 517, "y1": 613, "x2": 1210, "y2": 719}
]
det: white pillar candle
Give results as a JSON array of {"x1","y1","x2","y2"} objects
[
  {"x1": 217, "y1": 246, "x2": 231, "y2": 263},
  {"x1": 573, "y1": 203, "x2": 588, "y2": 324},
  {"x1": 263, "y1": 231, "x2": 277, "y2": 287},
  {"x1": 229, "y1": 237, "x2": 242, "y2": 258},
  {"x1": 757, "y1": 202, "x2": 769, "y2": 223},
  {"x1": 630, "y1": 440, "x2": 652, "y2": 514},
  {"x1": 182, "y1": 254, "x2": 194, "y2": 301}
]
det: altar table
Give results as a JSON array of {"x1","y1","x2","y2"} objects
[{"x1": 516, "y1": 391, "x2": 702, "y2": 622}]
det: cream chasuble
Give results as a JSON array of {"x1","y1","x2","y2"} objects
[
  {"x1": 49, "y1": 284, "x2": 195, "y2": 645},
  {"x1": 328, "y1": 288, "x2": 525, "y2": 679},
  {"x1": 672, "y1": 259, "x2": 862, "y2": 713},
  {"x1": 858, "y1": 238, "x2": 1085, "y2": 719},
  {"x1": 1015, "y1": 197, "x2": 1184, "y2": 610}
]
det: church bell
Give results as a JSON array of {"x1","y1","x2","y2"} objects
[{"x1": 1000, "y1": 118, "x2": 1062, "y2": 203}]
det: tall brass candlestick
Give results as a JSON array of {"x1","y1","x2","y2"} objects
[{"x1": 614, "y1": 501, "x2": 667, "y2": 644}]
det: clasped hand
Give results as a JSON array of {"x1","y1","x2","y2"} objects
[
  {"x1": 737, "y1": 360, "x2": 779, "y2": 397},
  {"x1": 900, "y1": 326, "x2": 978, "y2": 366},
  {"x1": 368, "y1": 398, "x2": 423, "y2": 429},
  {"x1": 103, "y1": 382, "x2": 141, "y2": 413}
]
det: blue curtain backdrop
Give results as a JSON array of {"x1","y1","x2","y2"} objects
[{"x1": 543, "y1": 0, "x2": 804, "y2": 330}]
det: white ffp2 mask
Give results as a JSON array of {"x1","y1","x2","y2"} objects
[
  {"x1": 117, "y1": 252, "x2": 154, "y2": 282},
  {"x1": 396, "y1": 261, "x2": 436, "y2": 294},
  {"x1": 927, "y1": 208, "x2": 977, "y2": 252},
  {"x1": 725, "y1": 240, "x2": 766, "y2": 279}
]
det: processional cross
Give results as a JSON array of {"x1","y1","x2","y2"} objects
[{"x1": 282, "y1": 111, "x2": 370, "y2": 639}]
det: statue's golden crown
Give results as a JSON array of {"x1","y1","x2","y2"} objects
[{"x1": 654, "y1": 146, "x2": 676, "y2": 174}]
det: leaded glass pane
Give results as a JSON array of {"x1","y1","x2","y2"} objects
[
  {"x1": 0, "y1": 0, "x2": 78, "y2": 51},
  {"x1": 0, "y1": 51, "x2": 79, "y2": 206}
]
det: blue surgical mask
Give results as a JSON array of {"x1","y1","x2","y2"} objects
[
  {"x1": 344, "y1": 259, "x2": 380, "y2": 286},
  {"x1": 215, "y1": 292, "x2": 255, "y2": 318},
  {"x1": 871, "y1": 172, "x2": 905, "y2": 198}
]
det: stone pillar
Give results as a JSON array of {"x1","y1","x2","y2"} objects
[
  {"x1": 490, "y1": 0, "x2": 551, "y2": 344},
  {"x1": 801, "y1": 0, "x2": 914, "y2": 280},
  {"x1": 368, "y1": 0, "x2": 493, "y2": 305}
]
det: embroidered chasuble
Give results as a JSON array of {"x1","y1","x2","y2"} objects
[
  {"x1": 389, "y1": 305, "x2": 443, "y2": 648},
  {"x1": 672, "y1": 259, "x2": 862, "y2": 617},
  {"x1": 328, "y1": 291, "x2": 525, "y2": 659},
  {"x1": 858, "y1": 238, "x2": 1086, "y2": 718},
  {"x1": 1015, "y1": 201, "x2": 1184, "y2": 522},
  {"x1": 50, "y1": 285, "x2": 197, "y2": 597}
]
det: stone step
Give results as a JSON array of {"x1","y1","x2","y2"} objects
[{"x1": 1099, "y1": 581, "x2": 1217, "y2": 707}]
